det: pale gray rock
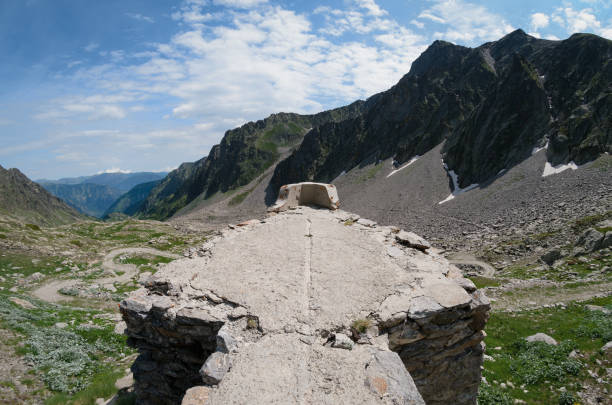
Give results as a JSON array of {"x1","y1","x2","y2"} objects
[
  {"x1": 357, "y1": 218, "x2": 377, "y2": 227},
  {"x1": 200, "y1": 352, "x2": 231, "y2": 385},
  {"x1": 182, "y1": 386, "x2": 210, "y2": 405},
  {"x1": 396, "y1": 230, "x2": 431, "y2": 251},
  {"x1": 9, "y1": 297, "x2": 35, "y2": 309},
  {"x1": 365, "y1": 350, "x2": 425, "y2": 404},
  {"x1": 115, "y1": 372, "x2": 133, "y2": 390},
  {"x1": 216, "y1": 326, "x2": 238, "y2": 353},
  {"x1": 332, "y1": 333, "x2": 354, "y2": 350},
  {"x1": 601, "y1": 341, "x2": 612, "y2": 353},
  {"x1": 526, "y1": 333, "x2": 558, "y2": 345},
  {"x1": 602, "y1": 232, "x2": 612, "y2": 249}
]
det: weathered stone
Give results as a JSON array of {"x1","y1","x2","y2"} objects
[
  {"x1": 602, "y1": 232, "x2": 612, "y2": 249},
  {"x1": 121, "y1": 207, "x2": 489, "y2": 405},
  {"x1": 396, "y1": 230, "x2": 431, "y2": 251},
  {"x1": 601, "y1": 341, "x2": 612, "y2": 354},
  {"x1": 526, "y1": 333, "x2": 558, "y2": 345},
  {"x1": 332, "y1": 333, "x2": 354, "y2": 350},
  {"x1": 357, "y1": 218, "x2": 377, "y2": 227},
  {"x1": 200, "y1": 352, "x2": 231, "y2": 385},
  {"x1": 182, "y1": 386, "x2": 210, "y2": 405},
  {"x1": 114, "y1": 321, "x2": 127, "y2": 335},
  {"x1": 365, "y1": 350, "x2": 425, "y2": 404}
]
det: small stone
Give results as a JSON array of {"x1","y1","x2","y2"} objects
[
  {"x1": 114, "y1": 321, "x2": 127, "y2": 335},
  {"x1": 216, "y1": 326, "x2": 238, "y2": 353},
  {"x1": 54, "y1": 322, "x2": 68, "y2": 329},
  {"x1": 332, "y1": 333, "x2": 354, "y2": 350},
  {"x1": 115, "y1": 372, "x2": 133, "y2": 390},
  {"x1": 200, "y1": 352, "x2": 231, "y2": 385},
  {"x1": 526, "y1": 333, "x2": 557, "y2": 345},
  {"x1": 182, "y1": 386, "x2": 210, "y2": 405},
  {"x1": 601, "y1": 341, "x2": 612, "y2": 353},
  {"x1": 357, "y1": 218, "x2": 377, "y2": 228}
]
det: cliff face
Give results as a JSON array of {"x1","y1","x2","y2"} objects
[
  {"x1": 121, "y1": 207, "x2": 489, "y2": 404},
  {"x1": 269, "y1": 30, "x2": 611, "y2": 192}
]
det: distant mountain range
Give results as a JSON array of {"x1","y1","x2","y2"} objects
[
  {"x1": 131, "y1": 30, "x2": 611, "y2": 222},
  {"x1": 0, "y1": 165, "x2": 84, "y2": 226},
  {"x1": 38, "y1": 172, "x2": 167, "y2": 218},
  {"x1": 102, "y1": 180, "x2": 162, "y2": 219}
]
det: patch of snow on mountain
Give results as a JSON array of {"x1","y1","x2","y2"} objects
[
  {"x1": 387, "y1": 156, "x2": 420, "y2": 178},
  {"x1": 531, "y1": 141, "x2": 549, "y2": 155},
  {"x1": 542, "y1": 161, "x2": 578, "y2": 177},
  {"x1": 438, "y1": 163, "x2": 479, "y2": 205}
]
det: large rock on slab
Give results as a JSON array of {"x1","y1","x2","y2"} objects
[
  {"x1": 576, "y1": 228, "x2": 604, "y2": 252},
  {"x1": 121, "y1": 207, "x2": 489, "y2": 405},
  {"x1": 268, "y1": 182, "x2": 340, "y2": 212}
]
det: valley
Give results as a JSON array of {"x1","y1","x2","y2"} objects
[{"x1": 0, "y1": 27, "x2": 610, "y2": 405}]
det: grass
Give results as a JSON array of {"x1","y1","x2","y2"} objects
[
  {"x1": 228, "y1": 190, "x2": 251, "y2": 206},
  {"x1": 25, "y1": 224, "x2": 41, "y2": 231},
  {"x1": 479, "y1": 296, "x2": 612, "y2": 404},
  {"x1": 119, "y1": 255, "x2": 174, "y2": 266},
  {"x1": 469, "y1": 276, "x2": 501, "y2": 289},
  {"x1": 572, "y1": 211, "x2": 611, "y2": 233},
  {"x1": 351, "y1": 318, "x2": 371, "y2": 334},
  {"x1": 45, "y1": 368, "x2": 131, "y2": 405},
  {"x1": 358, "y1": 163, "x2": 383, "y2": 183}
]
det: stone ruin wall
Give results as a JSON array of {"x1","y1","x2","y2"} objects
[{"x1": 120, "y1": 209, "x2": 490, "y2": 405}]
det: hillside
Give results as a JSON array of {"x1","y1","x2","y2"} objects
[
  {"x1": 103, "y1": 180, "x2": 162, "y2": 219},
  {"x1": 135, "y1": 104, "x2": 365, "y2": 220},
  {"x1": 39, "y1": 183, "x2": 124, "y2": 218},
  {"x1": 138, "y1": 30, "x2": 610, "y2": 226},
  {"x1": 270, "y1": 30, "x2": 611, "y2": 192},
  {"x1": 0, "y1": 164, "x2": 84, "y2": 226}
]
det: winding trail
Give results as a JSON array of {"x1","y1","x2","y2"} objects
[
  {"x1": 445, "y1": 252, "x2": 496, "y2": 277},
  {"x1": 32, "y1": 247, "x2": 180, "y2": 303}
]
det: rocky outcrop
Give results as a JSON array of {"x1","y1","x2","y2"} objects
[{"x1": 121, "y1": 207, "x2": 489, "y2": 404}]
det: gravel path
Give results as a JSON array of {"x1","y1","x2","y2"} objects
[
  {"x1": 31, "y1": 247, "x2": 180, "y2": 303},
  {"x1": 445, "y1": 252, "x2": 496, "y2": 277}
]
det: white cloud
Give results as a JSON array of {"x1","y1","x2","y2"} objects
[
  {"x1": 84, "y1": 42, "x2": 99, "y2": 52},
  {"x1": 531, "y1": 13, "x2": 550, "y2": 30},
  {"x1": 96, "y1": 167, "x2": 132, "y2": 174},
  {"x1": 553, "y1": 7, "x2": 600, "y2": 33},
  {"x1": 212, "y1": 0, "x2": 267, "y2": 8},
  {"x1": 417, "y1": 0, "x2": 514, "y2": 44},
  {"x1": 125, "y1": 13, "x2": 154, "y2": 23}
]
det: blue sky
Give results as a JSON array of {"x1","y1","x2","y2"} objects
[{"x1": 1, "y1": 0, "x2": 610, "y2": 179}]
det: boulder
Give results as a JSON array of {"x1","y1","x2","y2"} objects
[
  {"x1": 365, "y1": 350, "x2": 425, "y2": 404},
  {"x1": 395, "y1": 231, "x2": 431, "y2": 251},
  {"x1": 526, "y1": 333, "x2": 557, "y2": 345},
  {"x1": 541, "y1": 249, "x2": 561, "y2": 265},
  {"x1": 602, "y1": 231, "x2": 612, "y2": 249},
  {"x1": 576, "y1": 228, "x2": 604, "y2": 252}
]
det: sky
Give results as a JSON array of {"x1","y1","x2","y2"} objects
[{"x1": 0, "y1": 0, "x2": 610, "y2": 180}]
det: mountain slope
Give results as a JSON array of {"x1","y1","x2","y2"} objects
[
  {"x1": 269, "y1": 30, "x2": 611, "y2": 193},
  {"x1": 137, "y1": 103, "x2": 365, "y2": 220},
  {"x1": 0, "y1": 165, "x2": 84, "y2": 226},
  {"x1": 40, "y1": 183, "x2": 124, "y2": 218},
  {"x1": 39, "y1": 171, "x2": 167, "y2": 192},
  {"x1": 103, "y1": 180, "x2": 161, "y2": 219}
]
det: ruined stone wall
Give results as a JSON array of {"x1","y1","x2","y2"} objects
[{"x1": 120, "y1": 208, "x2": 489, "y2": 404}]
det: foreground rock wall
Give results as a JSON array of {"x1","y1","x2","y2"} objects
[{"x1": 121, "y1": 207, "x2": 489, "y2": 404}]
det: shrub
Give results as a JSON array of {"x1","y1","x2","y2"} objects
[
  {"x1": 25, "y1": 223, "x2": 40, "y2": 231},
  {"x1": 508, "y1": 340, "x2": 582, "y2": 385},
  {"x1": 558, "y1": 391, "x2": 576, "y2": 405},
  {"x1": 478, "y1": 384, "x2": 513, "y2": 405}
]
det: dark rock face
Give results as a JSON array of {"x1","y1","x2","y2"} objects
[{"x1": 270, "y1": 30, "x2": 611, "y2": 193}]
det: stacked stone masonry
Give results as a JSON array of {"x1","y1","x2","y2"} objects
[{"x1": 120, "y1": 206, "x2": 490, "y2": 404}]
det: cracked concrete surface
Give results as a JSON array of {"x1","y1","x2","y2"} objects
[{"x1": 121, "y1": 207, "x2": 489, "y2": 404}]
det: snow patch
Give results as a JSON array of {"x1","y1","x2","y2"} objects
[
  {"x1": 387, "y1": 156, "x2": 419, "y2": 178},
  {"x1": 531, "y1": 141, "x2": 549, "y2": 156},
  {"x1": 542, "y1": 161, "x2": 578, "y2": 177},
  {"x1": 438, "y1": 162, "x2": 479, "y2": 205}
]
